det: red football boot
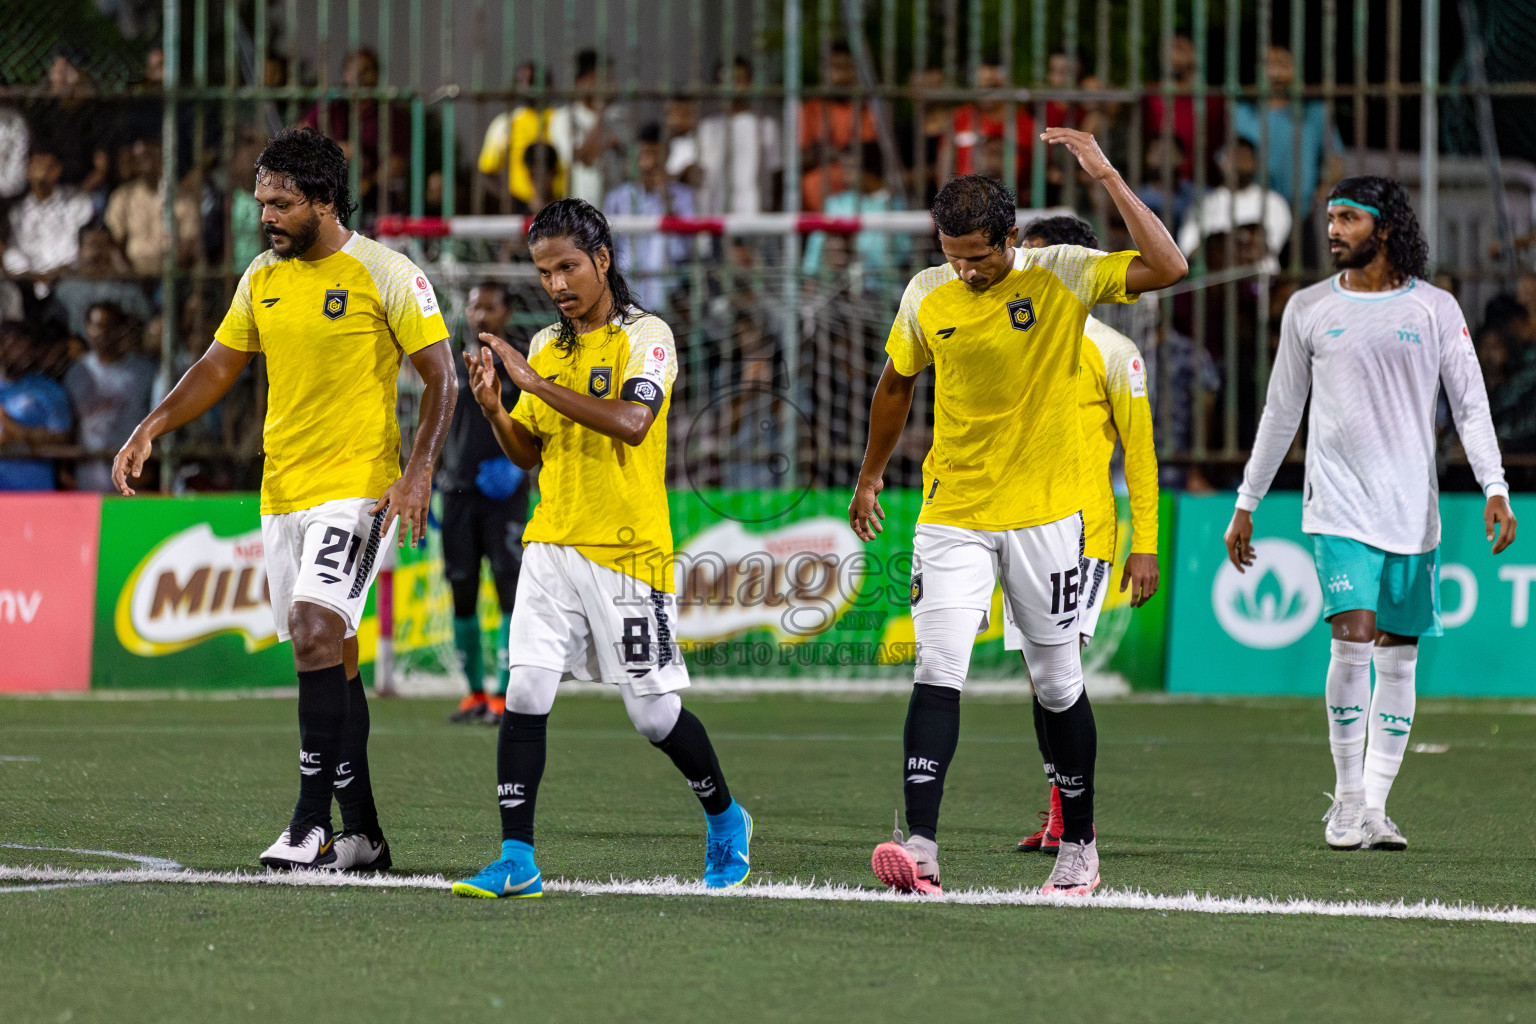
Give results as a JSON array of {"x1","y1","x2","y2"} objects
[{"x1": 1017, "y1": 785, "x2": 1064, "y2": 854}]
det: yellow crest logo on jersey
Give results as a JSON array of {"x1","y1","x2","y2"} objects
[
  {"x1": 910, "y1": 572, "x2": 923, "y2": 606},
  {"x1": 1007, "y1": 296, "x2": 1036, "y2": 332},
  {"x1": 323, "y1": 289, "x2": 348, "y2": 320},
  {"x1": 588, "y1": 365, "x2": 612, "y2": 397}
]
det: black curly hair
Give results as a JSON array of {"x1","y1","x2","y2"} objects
[
  {"x1": 1021, "y1": 215, "x2": 1100, "y2": 250},
  {"x1": 1327, "y1": 176, "x2": 1429, "y2": 283},
  {"x1": 254, "y1": 125, "x2": 357, "y2": 224},
  {"x1": 526, "y1": 198, "x2": 644, "y2": 357},
  {"x1": 931, "y1": 174, "x2": 1016, "y2": 249}
]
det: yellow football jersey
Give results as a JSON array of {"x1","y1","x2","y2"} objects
[
  {"x1": 214, "y1": 232, "x2": 449, "y2": 515},
  {"x1": 511, "y1": 312, "x2": 678, "y2": 592},
  {"x1": 885, "y1": 245, "x2": 1138, "y2": 530},
  {"x1": 1079, "y1": 316, "x2": 1159, "y2": 562}
]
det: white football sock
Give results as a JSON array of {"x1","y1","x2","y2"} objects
[
  {"x1": 1325, "y1": 639, "x2": 1374, "y2": 796},
  {"x1": 1364, "y1": 644, "x2": 1418, "y2": 813}
]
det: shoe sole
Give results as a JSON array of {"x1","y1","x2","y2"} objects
[
  {"x1": 871, "y1": 842, "x2": 940, "y2": 894},
  {"x1": 1365, "y1": 840, "x2": 1407, "y2": 851},
  {"x1": 260, "y1": 852, "x2": 338, "y2": 871},
  {"x1": 1041, "y1": 873, "x2": 1100, "y2": 896},
  {"x1": 1326, "y1": 837, "x2": 1363, "y2": 850},
  {"x1": 450, "y1": 881, "x2": 542, "y2": 899}
]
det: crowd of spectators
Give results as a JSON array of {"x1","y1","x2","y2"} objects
[{"x1": 3, "y1": 33, "x2": 1534, "y2": 495}]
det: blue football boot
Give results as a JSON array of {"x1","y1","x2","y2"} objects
[
  {"x1": 452, "y1": 839, "x2": 543, "y2": 899},
  {"x1": 703, "y1": 800, "x2": 753, "y2": 889}
]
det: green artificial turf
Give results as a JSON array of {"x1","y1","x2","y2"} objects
[{"x1": 2, "y1": 693, "x2": 1534, "y2": 1023}]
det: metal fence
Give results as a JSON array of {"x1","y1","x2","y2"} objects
[{"x1": 3, "y1": 0, "x2": 1535, "y2": 492}]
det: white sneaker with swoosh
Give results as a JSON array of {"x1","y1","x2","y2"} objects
[{"x1": 259, "y1": 821, "x2": 337, "y2": 871}]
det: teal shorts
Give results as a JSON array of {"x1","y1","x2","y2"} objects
[{"x1": 1311, "y1": 535, "x2": 1443, "y2": 638}]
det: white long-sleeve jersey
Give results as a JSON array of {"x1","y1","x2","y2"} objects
[{"x1": 1237, "y1": 274, "x2": 1508, "y2": 554}]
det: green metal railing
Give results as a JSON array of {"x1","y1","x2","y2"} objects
[{"x1": 5, "y1": 0, "x2": 1534, "y2": 486}]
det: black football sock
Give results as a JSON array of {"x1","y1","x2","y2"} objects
[
  {"x1": 1031, "y1": 695, "x2": 1054, "y2": 781},
  {"x1": 334, "y1": 673, "x2": 382, "y2": 841},
  {"x1": 497, "y1": 711, "x2": 547, "y2": 844},
  {"x1": 293, "y1": 664, "x2": 350, "y2": 827},
  {"x1": 1040, "y1": 691, "x2": 1097, "y2": 843},
  {"x1": 652, "y1": 708, "x2": 732, "y2": 816},
  {"x1": 902, "y1": 683, "x2": 961, "y2": 842}
]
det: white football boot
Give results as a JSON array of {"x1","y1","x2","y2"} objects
[
  {"x1": 331, "y1": 831, "x2": 392, "y2": 872},
  {"x1": 1040, "y1": 837, "x2": 1100, "y2": 896},
  {"x1": 1360, "y1": 810, "x2": 1407, "y2": 851},
  {"x1": 259, "y1": 821, "x2": 337, "y2": 871},
  {"x1": 1322, "y1": 792, "x2": 1366, "y2": 850}
]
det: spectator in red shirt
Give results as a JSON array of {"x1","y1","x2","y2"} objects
[
  {"x1": 1141, "y1": 34, "x2": 1226, "y2": 183},
  {"x1": 939, "y1": 61, "x2": 1035, "y2": 199},
  {"x1": 798, "y1": 41, "x2": 877, "y2": 212}
]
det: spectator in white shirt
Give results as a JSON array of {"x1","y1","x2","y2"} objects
[
  {"x1": 2, "y1": 149, "x2": 95, "y2": 281},
  {"x1": 668, "y1": 58, "x2": 783, "y2": 216},
  {"x1": 1177, "y1": 138, "x2": 1292, "y2": 272},
  {"x1": 548, "y1": 49, "x2": 628, "y2": 206}
]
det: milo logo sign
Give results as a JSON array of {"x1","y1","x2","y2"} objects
[
  {"x1": 1211, "y1": 538, "x2": 1323, "y2": 649},
  {"x1": 114, "y1": 523, "x2": 278, "y2": 656}
]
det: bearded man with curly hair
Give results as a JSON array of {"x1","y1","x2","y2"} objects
[{"x1": 1224, "y1": 176, "x2": 1518, "y2": 853}]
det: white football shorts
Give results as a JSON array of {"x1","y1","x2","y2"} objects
[
  {"x1": 507, "y1": 542, "x2": 690, "y2": 697},
  {"x1": 1004, "y1": 554, "x2": 1111, "y2": 648},
  {"x1": 261, "y1": 496, "x2": 398, "y2": 641},
  {"x1": 911, "y1": 514, "x2": 1085, "y2": 648}
]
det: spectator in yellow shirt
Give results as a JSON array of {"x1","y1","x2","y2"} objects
[{"x1": 478, "y1": 62, "x2": 564, "y2": 210}]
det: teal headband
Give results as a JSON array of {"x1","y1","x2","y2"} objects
[{"x1": 1328, "y1": 198, "x2": 1381, "y2": 218}]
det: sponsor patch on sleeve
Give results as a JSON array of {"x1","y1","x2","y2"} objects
[
  {"x1": 411, "y1": 272, "x2": 440, "y2": 319},
  {"x1": 1127, "y1": 355, "x2": 1147, "y2": 398},
  {"x1": 637, "y1": 340, "x2": 670, "y2": 386}
]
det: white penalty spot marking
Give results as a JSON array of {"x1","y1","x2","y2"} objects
[{"x1": 0, "y1": 863, "x2": 1533, "y2": 925}]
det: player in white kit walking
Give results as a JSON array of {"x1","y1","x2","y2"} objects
[{"x1": 1225, "y1": 177, "x2": 1516, "y2": 851}]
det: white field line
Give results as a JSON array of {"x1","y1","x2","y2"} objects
[{"x1": 2, "y1": 862, "x2": 1534, "y2": 924}]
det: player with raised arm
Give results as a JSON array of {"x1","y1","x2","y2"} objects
[
  {"x1": 111, "y1": 126, "x2": 456, "y2": 872},
  {"x1": 451, "y1": 199, "x2": 752, "y2": 899},
  {"x1": 1011, "y1": 215, "x2": 1160, "y2": 856},
  {"x1": 1225, "y1": 177, "x2": 1516, "y2": 852},
  {"x1": 851, "y1": 129, "x2": 1187, "y2": 897}
]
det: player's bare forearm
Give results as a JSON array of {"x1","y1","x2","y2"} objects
[
  {"x1": 1040, "y1": 128, "x2": 1186, "y2": 293},
  {"x1": 857, "y1": 360, "x2": 917, "y2": 487},
  {"x1": 378, "y1": 340, "x2": 456, "y2": 547},
  {"x1": 486, "y1": 408, "x2": 542, "y2": 470},
  {"x1": 850, "y1": 361, "x2": 917, "y2": 542},
  {"x1": 526, "y1": 375, "x2": 656, "y2": 447},
  {"x1": 138, "y1": 341, "x2": 254, "y2": 442},
  {"x1": 1104, "y1": 173, "x2": 1187, "y2": 293},
  {"x1": 113, "y1": 341, "x2": 255, "y2": 495},
  {"x1": 478, "y1": 331, "x2": 655, "y2": 446},
  {"x1": 402, "y1": 340, "x2": 456, "y2": 480}
]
